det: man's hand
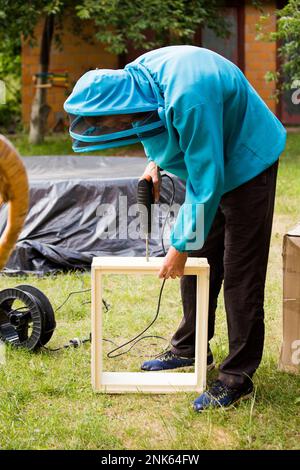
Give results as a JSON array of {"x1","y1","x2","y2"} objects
[
  {"x1": 158, "y1": 246, "x2": 188, "y2": 279},
  {"x1": 140, "y1": 161, "x2": 161, "y2": 202}
]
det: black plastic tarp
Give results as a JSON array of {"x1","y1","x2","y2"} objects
[{"x1": 0, "y1": 156, "x2": 185, "y2": 274}]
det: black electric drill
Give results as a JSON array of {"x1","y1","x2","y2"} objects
[{"x1": 137, "y1": 178, "x2": 154, "y2": 261}]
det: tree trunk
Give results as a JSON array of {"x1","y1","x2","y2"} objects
[{"x1": 29, "y1": 15, "x2": 54, "y2": 145}]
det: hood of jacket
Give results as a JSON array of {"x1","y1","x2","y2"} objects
[
  {"x1": 63, "y1": 68, "x2": 167, "y2": 152},
  {"x1": 64, "y1": 68, "x2": 160, "y2": 116}
]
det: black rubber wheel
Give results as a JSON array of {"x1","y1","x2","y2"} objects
[
  {"x1": 0, "y1": 288, "x2": 43, "y2": 350},
  {"x1": 16, "y1": 285, "x2": 56, "y2": 347}
]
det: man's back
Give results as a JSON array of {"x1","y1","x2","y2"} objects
[{"x1": 126, "y1": 45, "x2": 286, "y2": 193}]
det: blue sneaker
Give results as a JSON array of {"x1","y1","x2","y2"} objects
[
  {"x1": 141, "y1": 349, "x2": 215, "y2": 371},
  {"x1": 193, "y1": 379, "x2": 253, "y2": 412}
]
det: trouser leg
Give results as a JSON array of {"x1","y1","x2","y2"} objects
[
  {"x1": 170, "y1": 207, "x2": 225, "y2": 358},
  {"x1": 218, "y1": 160, "x2": 279, "y2": 389}
]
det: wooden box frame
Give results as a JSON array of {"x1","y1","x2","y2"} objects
[{"x1": 91, "y1": 257, "x2": 210, "y2": 393}]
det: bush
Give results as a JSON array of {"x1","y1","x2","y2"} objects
[{"x1": 0, "y1": 51, "x2": 21, "y2": 133}]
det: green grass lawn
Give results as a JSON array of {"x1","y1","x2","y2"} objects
[{"x1": 0, "y1": 133, "x2": 300, "y2": 450}]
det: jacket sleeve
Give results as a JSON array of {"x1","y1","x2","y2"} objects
[{"x1": 170, "y1": 102, "x2": 224, "y2": 252}]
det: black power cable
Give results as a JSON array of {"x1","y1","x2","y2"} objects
[
  {"x1": 54, "y1": 289, "x2": 110, "y2": 313},
  {"x1": 42, "y1": 289, "x2": 92, "y2": 352},
  {"x1": 43, "y1": 290, "x2": 111, "y2": 352},
  {"x1": 106, "y1": 279, "x2": 166, "y2": 358},
  {"x1": 43, "y1": 335, "x2": 91, "y2": 352},
  {"x1": 105, "y1": 171, "x2": 176, "y2": 359}
]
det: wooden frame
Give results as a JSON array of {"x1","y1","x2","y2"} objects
[{"x1": 91, "y1": 257, "x2": 210, "y2": 393}]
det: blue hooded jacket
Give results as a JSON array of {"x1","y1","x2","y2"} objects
[{"x1": 64, "y1": 45, "x2": 286, "y2": 252}]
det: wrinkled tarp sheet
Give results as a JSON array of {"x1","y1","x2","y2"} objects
[{"x1": 0, "y1": 156, "x2": 185, "y2": 274}]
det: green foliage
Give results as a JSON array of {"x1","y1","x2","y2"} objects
[
  {"x1": 0, "y1": 1, "x2": 82, "y2": 132},
  {"x1": 0, "y1": 50, "x2": 21, "y2": 132},
  {"x1": 76, "y1": 0, "x2": 229, "y2": 55},
  {"x1": 0, "y1": 1, "x2": 38, "y2": 130},
  {"x1": 276, "y1": 0, "x2": 300, "y2": 90},
  {"x1": 0, "y1": 1, "x2": 44, "y2": 46},
  {"x1": 257, "y1": 0, "x2": 300, "y2": 91},
  {"x1": 0, "y1": 2, "x2": 52, "y2": 131}
]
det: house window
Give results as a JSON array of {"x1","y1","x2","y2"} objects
[
  {"x1": 201, "y1": 7, "x2": 239, "y2": 65},
  {"x1": 199, "y1": 5, "x2": 244, "y2": 71}
]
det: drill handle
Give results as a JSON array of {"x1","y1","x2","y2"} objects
[{"x1": 137, "y1": 178, "x2": 154, "y2": 235}]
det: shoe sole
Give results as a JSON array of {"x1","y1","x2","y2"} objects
[{"x1": 141, "y1": 362, "x2": 216, "y2": 372}]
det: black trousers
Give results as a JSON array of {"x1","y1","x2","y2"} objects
[{"x1": 171, "y1": 160, "x2": 279, "y2": 389}]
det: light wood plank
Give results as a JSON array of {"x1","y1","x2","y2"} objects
[
  {"x1": 92, "y1": 256, "x2": 209, "y2": 274},
  {"x1": 100, "y1": 372, "x2": 200, "y2": 394},
  {"x1": 91, "y1": 267, "x2": 102, "y2": 391},
  {"x1": 91, "y1": 256, "x2": 209, "y2": 394},
  {"x1": 195, "y1": 270, "x2": 210, "y2": 392}
]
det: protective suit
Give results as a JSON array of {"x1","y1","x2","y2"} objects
[{"x1": 64, "y1": 46, "x2": 286, "y2": 252}]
